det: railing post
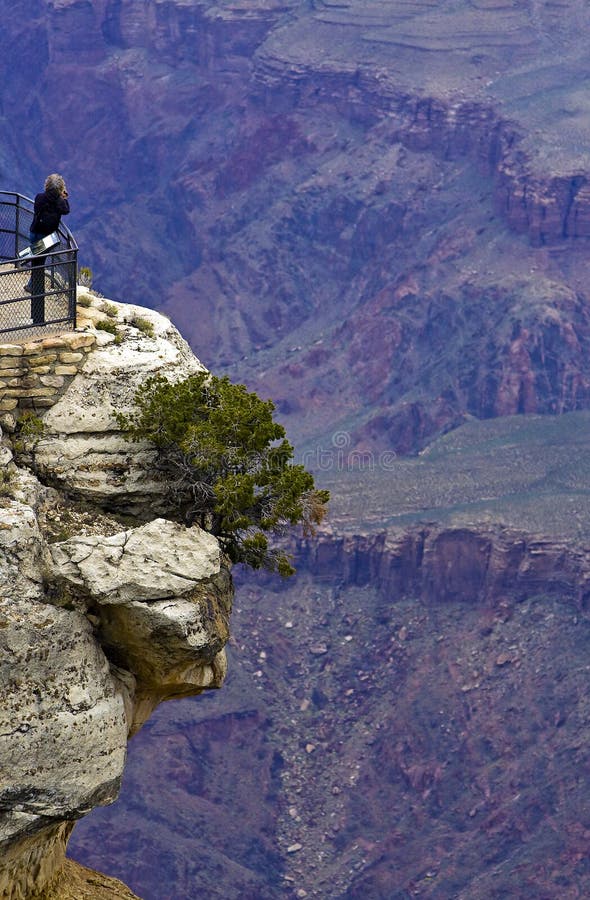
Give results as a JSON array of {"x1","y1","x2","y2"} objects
[
  {"x1": 70, "y1": 252, "x2": 77, "y2": 328},
  {"x1": 14, "y1": 194, "x2": 20, "y2": 259}
]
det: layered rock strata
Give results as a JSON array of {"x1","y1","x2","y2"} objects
[
  {"x1": 255, "y1": 1, "x2": 590, "y2": 243},
  {"x1": 0, "y1": 295, "x2": 233, "y2": 899},
  {"x1": 11, "y1": 290, "x2": 205, "y2": 516},
  {"x1": 295, "y1": 524, "x2": 590, "y2": 608},
  {"x1": 254, "y1": 57, "x2": 590, "y2": 245}
]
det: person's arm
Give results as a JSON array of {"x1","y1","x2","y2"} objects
[{"x1": 58, "y1": 196, "x2": 70, "y2": 215}]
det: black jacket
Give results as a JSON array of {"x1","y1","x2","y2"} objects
[{"x1": 31, "y1": 188, "x2": 70, "y2": 237}]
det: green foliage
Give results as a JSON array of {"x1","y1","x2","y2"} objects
[
  {"x1": 95, "y1": 319, "x2": 123, "y2": 343},
  {"x1": 102, "y1": 302, "x2": 119, "y2": 318},
  {"x1": 12, "y1": 411, "x2": 46, "y2": 454},
  {"x1": 78, "y1": 266, "x2": 93, "y2": 288},
  {"x1": 17, "y1": 411, "x2": 45, "y2": 440},
  {"x1": 130, "y1": 316, "x2": 155, "y2": 338},
  {"x1": 116, "y1": 372, "x2": 329, "y2": 575},
  {"x1": 96, "y1": 319, "x2": 118, "y2": 334},
  {"x1": 77, "y1": 294, "x2": 93, "y2": 308}
]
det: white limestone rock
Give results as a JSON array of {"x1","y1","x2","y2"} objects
[
  {"x1": 0, "y1": 499, "x2": 45, "y2": 601},
  {"x1": 0, "y1": 489, "x2": 233, "y2": 896},
  {"x1": 31, "y1": 302, "x2": 205, "y2": 514},
  {"x1": 0, "y1": 297, "x2": 235, "y2": 897},
  {"x1": 45, "y1": 516, "x2": 232, "y2": 702},
  {"x1": 98, "y1": 598, "x2": 229, "y2": 692},
  {"x1": 0, "y1": 594, "x2": 132, "y2": 899},
  {"x1": 0, "y1": 598, "x2": 128, "y2": 850},
  {"x1": 0, "y1": 443, "x2": 12, "y2": 466},
  {"x1": 46, "y1": 518, "x2": 221, "y2": 605}
]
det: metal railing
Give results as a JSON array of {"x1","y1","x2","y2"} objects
[{"x1": 0, "y1": 191, "x2": 77, "y2": 337}]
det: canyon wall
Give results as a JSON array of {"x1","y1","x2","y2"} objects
[
  {"x1": 296, "y1": 524, "x2": 590, "y2": 609},
  {"x1": 3, "y1": 2, "x2": 590, "y2": 454},
  {"x1": 69, "y1": 514, "x2": 590, "y2": 899}
]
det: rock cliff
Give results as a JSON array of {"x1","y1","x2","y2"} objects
[{"x1": 0, "y1": 293, "x2": 233, "y2": 899}]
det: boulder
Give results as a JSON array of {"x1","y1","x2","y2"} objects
[
  {"x1": 46, "y1": 518, "x2": 221, "y2": 605},
  {"x1": 45, "y1": 516, "x2": 232, "y2": 713}
]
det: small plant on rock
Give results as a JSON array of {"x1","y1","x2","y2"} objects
[
  {"x1": 116, "y1": 372, "x2": 329, "y2": 576},
  {"x1": 130, "y1": 316, "x2": 155, "y2": 338},
  {"x1": 78, "y1": 266, "x2": 93, "y2": 288},
  {"x1": 95, "y1": 319, "x2": 123, "y2": 344},
  {"x1": 96, "y1": 319, "x2": 118, "y2": 334},
  {"x1": 12, "y1": 411, "x2": 46, "y2": 454},
  {"x1": 17, "y1": 411, "x2": 45, "y2": 440},
  {"x1": 102, "y1": 302, "x2": 119, "y2": 319},
  {"x1": 0, "y1": 467, "x2": 14, "y2": 497}
]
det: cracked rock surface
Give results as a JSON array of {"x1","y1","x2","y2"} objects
[
  {"x1": 47, "y1": 518, "x2": 221, "y2": 605},
  {"x1": 30, "y1": 302, "x2": 204, "y2": 516}
]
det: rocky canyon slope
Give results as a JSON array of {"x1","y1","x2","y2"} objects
[
  {"x1": 0, "y1": 295, "x2": 233, "y2": 899},
  {"x1": 3, "y1": 1, "x2": 590, "y2": 451},
  {"x1": 3, "y1": 1, "x2": 590, "y2": 898}
]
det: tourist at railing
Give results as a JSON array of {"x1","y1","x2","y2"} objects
[{"x1": 24, "y1": 174, "x2": 70, "y2": 324}]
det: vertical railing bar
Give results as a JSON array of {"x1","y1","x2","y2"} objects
[{"x1": 15, "y1": 194, "x2": 20, "y2": 259}]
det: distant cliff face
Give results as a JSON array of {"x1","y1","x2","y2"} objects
[
  {"x1": 3, "y1": 1, "x2": 590, "y2": 454},
  {"x1": 68, "y1": 521, "x2": 590, "y2": 899},
  {"x1": 0, "y1": 295, "x2": 233, "y2": 899}
]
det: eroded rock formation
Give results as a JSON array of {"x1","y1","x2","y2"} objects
[{"x1": 0, "y1": 295, "x2": 233, "y2": 899}]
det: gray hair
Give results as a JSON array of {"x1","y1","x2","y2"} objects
[{"x1": 44, "y1": 173, "x2": 66, "y2": 194}]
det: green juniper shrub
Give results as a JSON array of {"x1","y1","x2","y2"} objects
[{"x1": 116, "y1": 372, "x2": 329, "y2": 576}]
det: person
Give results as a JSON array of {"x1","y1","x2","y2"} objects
[{"x1": 24, "y1": 173, "x2": 70, "y2": 324}]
